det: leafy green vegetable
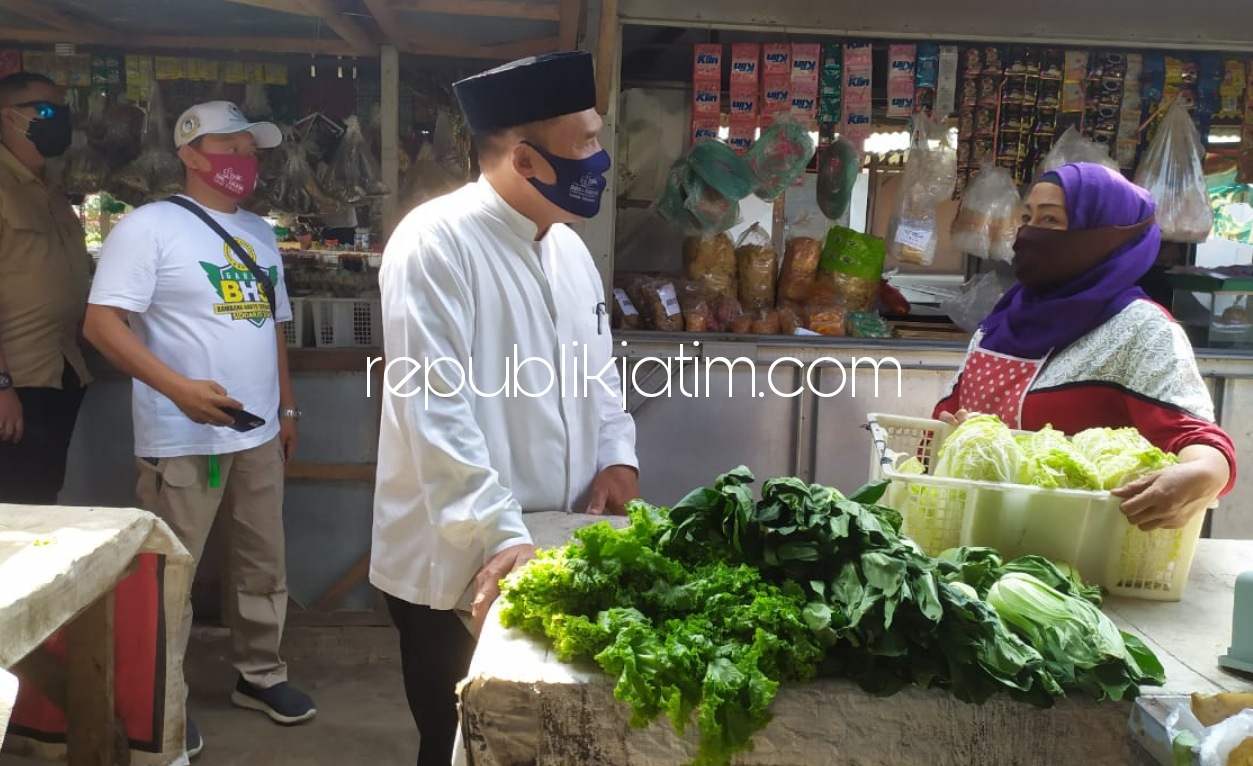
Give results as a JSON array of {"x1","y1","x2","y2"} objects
[
  {"x1": 986, "y1": 572, "x2": 1165, "y2": 701},
  {"x1": 500, "y1": 467, "x2": 1165, "y2": 765},
  {"x1": 932, "y1": 415, "x2": 1029, "y2": 483},
  {"x1": 1016, "y1": 425, "x2": 1103, "y2": 490},
  {"x1": 1071, "y1": 427, "x2": 1179, "y2": 490}
]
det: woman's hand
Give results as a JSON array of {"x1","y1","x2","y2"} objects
[
  {"x1": 938, "y1": 409, "x2": 978, "y2": 427},
  {"x1": 1112, "y1": 446, "x2": 1229, "y2": 532}
]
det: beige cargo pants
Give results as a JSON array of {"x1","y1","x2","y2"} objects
[{"x1": 135, "y1": 436, "x2": 289, "y2": 690}]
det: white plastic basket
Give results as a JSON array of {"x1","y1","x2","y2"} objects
[
  {"x1": 282, "y1": 297, "x2": 309, "y2": 348},
  {"x1": 866, "y1": 413, "x2": 1204, "y2": 602},
  {"x1": 308, "y1": 297, "x2": 383, "y2": 348}
]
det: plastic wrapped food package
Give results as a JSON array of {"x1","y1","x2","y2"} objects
[
  {"x1": 950, "y1": 163, "x2": 1023, "y2": 261},
  {"x1": 821, "y1": 226, "x2": 886, "y2": 313},
  {"x1": 683, "y1": 233, "x2": 738, "y2": 300},
  {"x1": 243, "y1": 83, "x2": 274, "y2": 121},
  {"x1": 710, "y1": 295, "x2": 744, "y2": 332},
  {"x1": 777, "y1": 301, "x2": 804, "y2": 334},
  {"x1": 750, "y1": 308, "x2": 781, "y2": 335},
  {"x1": 626, "y1": 277, "x2": 684, "y2": 332},
  {"x1": 1134, "y1": 100, "x2": 1215, "y2": 243},
  {"x1": 678, "y1": 281, "x2": 714, "y2": 332},
  {"x1": 318, "y1": 115, "x2": 390, "y2": 204},
  {"x1": 803, "y1": 280, "x2": 847, "y2": 335},
  {"x1": 734, "y1": 224, "x2": 778, "y2": 312},
  {"x1": 885, "y1": 113, "x2": 957, "y2": 267},
  {"x1": 611, "y1": 285, "x2": 642, "y2": 330},
  {"x1": 847, "y1": 312, "x2": 894, "y2": 339},
  {"x1": 778, "y1": 236, "x2": 822, "y2": 303},
  {"x1": 728, "y1": 312, "x2": 754, "y2": 333},
  {"x1": 683, "y1": 175, "x2": 741, "y2": 234},
  {"x1": 747, "y1": 114, "x2": 817, "y2": 201}
]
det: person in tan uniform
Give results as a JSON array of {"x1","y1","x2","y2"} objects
[{"x1": 0, "y1": 71, "x2": 91, "y2": 504}]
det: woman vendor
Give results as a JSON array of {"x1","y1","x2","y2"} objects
[{"x1": 934, "y1": 162, "x2": 1236, "y2": 533}]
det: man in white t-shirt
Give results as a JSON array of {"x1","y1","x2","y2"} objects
[{"x1": 84, "y1": 101, "x2": 315, "y2": 760}]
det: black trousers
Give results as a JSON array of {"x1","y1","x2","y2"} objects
[
  {"x1": 385, "y1": 594, "x2": 478, "y2": 766},
  {"x1": 0, "y1": 362, "x2": 86, "y2": 505}
]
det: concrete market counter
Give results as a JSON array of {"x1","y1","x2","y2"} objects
[{"x1": 457, "y1": 537, "x2": 1253, "y2": 766}]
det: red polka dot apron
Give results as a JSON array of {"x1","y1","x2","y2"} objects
[{"x1": 957, "y1": 345, "x2": 1048, "y2": 429}]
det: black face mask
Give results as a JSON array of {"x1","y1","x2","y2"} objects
[
  {"x1": 29, "y1": 111, "x2": 73, "y2": 158},
  {"x1": 15, "y1": 104, "x2": 73, "y2": 158}
]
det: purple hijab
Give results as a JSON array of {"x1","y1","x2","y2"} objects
[{"x1": 977, "y1": 162, "x2": 1161, "y2": 359}]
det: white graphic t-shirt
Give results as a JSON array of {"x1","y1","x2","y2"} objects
[{"x1": 90, "y1": 195, "x2": 293, "y2": 458}]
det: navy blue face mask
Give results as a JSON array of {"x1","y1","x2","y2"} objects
[{"x1": 522, "y1": 141, "x2": 611, "y2": 219}]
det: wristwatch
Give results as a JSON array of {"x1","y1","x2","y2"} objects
[
  {"x1": 280, "y1": 407, "x2": 302, "y2": 421},
  {"x1": 0, "y1": 372, "x2": 12, "y2": 391}
]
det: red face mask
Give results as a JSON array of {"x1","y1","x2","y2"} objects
[{"x1": 196, "y1": 152, "x2": 259, "y2": 201}]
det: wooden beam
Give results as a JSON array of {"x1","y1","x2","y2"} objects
[
  {"x1": 558, "y1": 0, "x2": 581, "y2": 49},
  {"x1": 392, "y1": 0, "x2": 560, "y2": 22},
  {"x1": 127, "y1": 34, "x2": 357, "y2": 56},
  {"x1": 217, "y1": 0, "x2": 307, "y2": 12},
  {"x1": 593, "y1": 0, "x2": 618, "y2": 114},
  {"x1": 407, "y1": 31, "x2": 560, "y2": 60},
  {"x1": 297, "y1": 0, "x2": 378, "y2": 55},
  {"x1": 287, "y1": 347, "x2": 381, "y2": 372},
  {"x1": 285, "y1": 462, "x2": 377, "y2": 482},
  {"x1": 0, "y1": 0, "x2": 124, "y2": 44},
  {"x1": 362, "y1": 0, "x2": 404, "y2": 47}
]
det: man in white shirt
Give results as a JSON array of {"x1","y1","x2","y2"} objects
[
  {"x1": 371, "y1": 51, "x2": 639, "y2": 766},
  {"x1": 84, "y1": 101, "x2": 316, "y2": 760}
]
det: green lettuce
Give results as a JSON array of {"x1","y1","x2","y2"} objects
[
  {"x1": 1016, "y1": 425, "x2": 1103, "y2": 490},
  {"x1": 932, "y1": 415, "x2": 1029, "y2": 484},
  {"x1": 1071, "y1": 427, "x2": 1179, "y2": 490}
]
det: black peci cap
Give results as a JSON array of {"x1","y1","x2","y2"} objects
[{"x1": 453, "y1": 51, "x2": 596, "y2": 135}]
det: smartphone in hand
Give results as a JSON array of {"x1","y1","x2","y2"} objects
[{"x1": 219, "y1": 407, "x2": 266, "y2": 433}]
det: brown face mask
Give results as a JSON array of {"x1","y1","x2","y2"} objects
[{"x1": 1011, "y1": 217, "x2": 1155, "y2": 293}]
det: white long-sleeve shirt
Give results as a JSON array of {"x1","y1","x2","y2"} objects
[{"x1": 369, "y1": 178, "x2": 638, "y2": 611}]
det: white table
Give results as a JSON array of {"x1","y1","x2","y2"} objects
[
  {"x1": 0, "y1": 505, "x2": 194, "y2": 766},
  {"x1": 458, "y1": 537, "x2": 1253, "y2": 766}
]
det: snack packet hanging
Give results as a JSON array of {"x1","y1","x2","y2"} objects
[
  {"x1": 682, "y1": 232, "x2": 738, "y2": 300},
  {"x1": 319, "y1": 115, "x2": 390, "y2": 204}
]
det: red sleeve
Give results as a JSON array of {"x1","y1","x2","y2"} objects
[
  {"x1": 932, "y1": 376, "x2": 961, "y2": 420},
  {"x1": 1123, "y1": 395, "x2": 1238, "y2": 497}
]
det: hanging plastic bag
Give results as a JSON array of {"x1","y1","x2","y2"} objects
[
  {"x1": 821, "y1": 226, "x2": 886, "y2": 313},
  {"x1": 57, "y1": 129, "x2": 109, "y2": 197},
  {"x1": 816, "y1": 136, "x2": 861, "y2": 220},
  {"x1": 951, "y1": 162, "x2": 1023, "y2": 261},
  {"x1": 319, "y1": 115, "x2": 390, "y2": 204},
  {"x1": 682, "y1": 232, "x2": 738, "y2": 300},
  {"x1": 106, "y1": 81, "x2": 184, "y2": 205},
  {"x1": 268, "y1": 134, "x2": 337, "y2": 215},
  {"x1": 689, "y1": 138, "x2": 755, "y2": 201},
  {"x1": 683, "y1": 174, "x2": 741, "y2": 234},
  {"x1": 243, "y1": 83, "x2": 274, "y2": 121},
  {"x1": 1038, "y1": 126, "x2": 1118, "y2": 175},
  {"x1": 734, "y1": 224, "x2": 778, "y2": 312},
  {"x1": 747, "y1": 114, "x2": 817, "y2": 201},
  {"x1": 885, "y1": 113, "x2": 957, "y2": 267},
  {"x1": 941, "y1": 268, "x2": 1013, "y2": 333},
  {"x1": 1134, "y1": 100, "x2": 1215, "y2": 243}
]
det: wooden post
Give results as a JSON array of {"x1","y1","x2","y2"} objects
[
  {"x1": 381, "y1": 44, "x2": 401, "y2": 245},
  {"x1": 64, "y1": 592, "x2": 115, "y2": 766}
]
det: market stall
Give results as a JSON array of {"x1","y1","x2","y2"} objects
[{"x1": 580, "y1": 5, "x2": 1253, "y2": 540}]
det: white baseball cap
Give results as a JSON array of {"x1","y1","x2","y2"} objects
[{"x1": 174, "y1": 101, "x2": 283, "y2": 150}]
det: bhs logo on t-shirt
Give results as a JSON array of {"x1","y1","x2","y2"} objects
[{"x1": 199, "y1": 238, "x2": 277, "y2": 328}]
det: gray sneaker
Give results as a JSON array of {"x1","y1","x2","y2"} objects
[
  {"x1": 186, "y1": 716, "x2": 203, "y2": 760},
  {"x1": 230, "y1": 676, "x2": 317, "y2": 726}
]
